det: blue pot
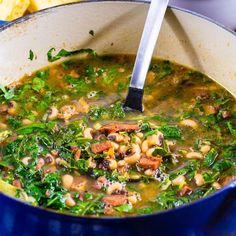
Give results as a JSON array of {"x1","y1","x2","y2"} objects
[{"x1": 0, "y1": 1, "x2": 235, "y2": 235}]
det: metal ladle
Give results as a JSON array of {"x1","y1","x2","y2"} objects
[{"x1": 124, "y1": 0, "x2": 169, "y2": 112}]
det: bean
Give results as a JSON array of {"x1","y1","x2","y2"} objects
[
  {"x1": 7, "y1": 101, "x2": 17, "y2": 115},
  {"x1": 119, "y1": 145, "x2": 128, "y2": 154},
  {"x1": 108, "y1": 133, "x2": 124, "y2": 142},
  {"x1": 200, "y1": 145, "x2": 211, "y2": 154},
  {"x1": 21, "y1": 157, "x2": 31, "y2": 166},
  {"x1": 172, "y1": 175, "x2": 186, "y2": 186},
  {"x1": 36, "y1": 158, "x2": 45, "y2": 170},
  {"x1": 179, "y1": 119, "x2": 198, "y2": 129},
  {"x1": 128, "y1": 195, "x2": 138, "y2": 204},
  {"x1": 61, "y1": 174, "x2": 74, "y2": 189},
  {"x1": 22, "y1": 119, "x2": 33, "y2": 125},
  {"x1": 44, "y1": 154, "x2": 56, "y2": 165},
  {"x1": 146, "y1": 147, "x2": 156, "y2": 157},
  {"x1": 48, "y1": 107, "x2": 58, "y2": 120},
  {"x1": 106, "y1": 182, "x2": 123, "y2": 195},
  {"x1": 83, "y1": 128, "x2": 93, "y2": 139},
  {"x1": 108, "y1": 159, "x2": 118, "y2": 170},
  {"x1": 212, "y1": 182, "x2": 221, "y2": 189},
  {"x1": 141, "y1": 140, "x2": 149, "y2": 153},
  {"x1": 124, "y1": 144, "x2": 141, "y2": 165},
  {"x1": 117, "y1": 160, "x2": 126, "y2": 167},
  {"x1": 65, "y1": 193, "x2": 76, "y2": 207},
  {"x1": 186, "y1": 152, "x2": 203, "y2": 159},
  {"x1": 136, "y1": 132, "x2": 144, "y2": 139},
  {"x1": 194, "y1": 173, "x2": 205, "y2": 186},
  {"x1": 144, "y1": 169, "x2": 153, "y2": 176}
]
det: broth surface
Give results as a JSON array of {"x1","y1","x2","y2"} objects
[{"x1": 0, "y1": 53, "x2": 235, "y2": 216}]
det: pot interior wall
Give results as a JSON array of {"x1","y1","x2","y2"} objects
[{"x1": 0, "y1": 1, "x2": 235, "y2": 96}]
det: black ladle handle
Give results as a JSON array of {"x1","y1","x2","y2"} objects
[{"x1": 124, "y1": 0, "x2": 169, "y2": 111}]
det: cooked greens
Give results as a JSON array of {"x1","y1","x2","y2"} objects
[{"x1": 0, "y1": 52, "x2": 235, "y2": 217}]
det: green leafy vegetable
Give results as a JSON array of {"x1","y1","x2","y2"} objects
[
  {"x1": 7, "y1": 117, "x2": 21, "y2": 129},
  {"x1": 32, "y1": 77, "x2": 45, "y2": 92},
  {"x1": 0, "y1": 85, "x2": 15, "y2": 100},
  {"x1": 212, "y1": 160, "x2": 232, "y2": 172},
  {"x1": 28, "y1": 49, "x2": 35, "y2": 61},
  {"x1": 203, "y1": 148, "x2": 218, "y2": 167},
  {"x1": 114, "y1": 204, "x2": 133, "y2": 213},
  {"x1": 47, "y1": 48, "x2": 96, "y2": 62},
  {"x1": 150, "y1": 60, "x2": 173, "y2": 80},
  {"x1": 159, "y1": 125, "x2": 182, "y2": 140},
  {"x1": 227, "y1": 122, "x2": 236, "y2": 139}
]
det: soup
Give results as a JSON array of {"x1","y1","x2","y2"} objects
[{"x1": 0, "y1": 50, "x2": 235, "y2": 217}]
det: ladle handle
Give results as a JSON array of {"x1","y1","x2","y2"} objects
[{"x1": 130, "y1": 0, "x2": 169, "y2": 89}]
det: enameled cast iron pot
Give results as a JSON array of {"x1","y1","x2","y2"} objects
[{"x1": 0, "y1": 1, "x2": 236, "y2": 235}]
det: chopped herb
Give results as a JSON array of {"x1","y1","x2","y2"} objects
[
  {"x1": 203, "y1": 148, "x2": 218, "y2": 167},
  {"x1": 0, "y1": 85, "x2": 15, "y2": 100},
  {"x1": 47, "y1": 48, "x2": 96, "y2": 62},
  {"x1": 28, "y1": 49, "x2": 35, "y2": 61}
]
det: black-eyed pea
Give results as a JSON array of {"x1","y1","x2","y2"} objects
[
  {"x1": 65, "y1": 193, "x2": 76, "y2": 207},
  {"x1": 136, "y1": 132, "x2": 144, "y2": 139},
  {"x1": 118, "y1": 160, "x2": 126, "y2": 167},
  {"x1": 134, "y1": 135, "x2": 142, "y2": 146},
  {"x1": 147, "y1": 135, "x2": 157, "y2": 146},
  {"x1": 83, "y1": 128, "x2": 93, "y2": 139},
  {"x1": 108, "y1": 159, "x2": 118, "y2": 170},
  {"x1": 144, "y1": 169, "x2": 153, "y2": 176},
  {"x1": 200, "y1": 145, "x2": 211, "y2": 154},
  {"x1": 141, "y1": 140, "x2": 149, "y2": 153},
  {"x1": 107, "y1": 133, "x2": 124, "y2": 142},
  {"x1": 212, "y1": 182, "x2": 221, "y2": 189},
  {"x1": 124, "y1": 153, "x2": 140, "y2": 165},
  {"x1": 61, "y1": 174, "x2": 74, "y2": 189},
  {"x1": 106, "y1": 182, "x2": 123, "y2": 195},
  {"x1": 179, "y1": 119, "x2": 198, "y2": 129},
  {"x1": 172, "y1": 175, "x2": 186, "y2": 186},
  {"x1": 7, "y1": 101, "x2": 18, "y2": 115},
  {"x1": 147, "y1": 132, "x2": 163, "y2": 147},
  {"x1": 44, "y1": 154, "x2": 56, "y2": 166},
  {"x1": 124, "y1": 144, "x2": 141, "y2": 165},
  {"x1": 118, "y1": 67, "x2": 125, "y2": 73},
  {"x1": 194, "y1": 173, "x2": 205, "y2": 186},
  {"x1": 36, "y1": 158, "x2": 45, "y2": 170},
  {"x1": 110, "y1": 141, "x2": 119, "y2": 151},
  {"x1": 48, "y1": 107, "x2": 58, "y2": 120},
  {"x1": 88, "y1": 157, "x2": 96, "y2": 168},
  {"x1": 22, "y1": 119, "x2": 33, "y2": 125},
  {"x1": 146, "y1": 147, "x2": 156, "y2": 157},
  {"x1": 129, "y1": 174, "x2": 141, "y2": 181},
  {"x1": 128, "y1": 195, "x2": 137, "y2": 204},
  {"x1": 186, "y1": 152, "x2": 203, "y2": 159},
  {"x1": 119, "y1": 145, "x2": 128, "y2": 154},
  {"x1": 21, "y1": 157, "x2": 31, "y2": 166}
]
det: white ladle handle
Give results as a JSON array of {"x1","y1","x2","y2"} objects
[{"x1": 130, "y1": 0, "x2": 169, "y2": 89}]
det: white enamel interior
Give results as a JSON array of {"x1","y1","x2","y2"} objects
[{"x1": 0, "y1": 1, "x2": 235, "y2": 96}]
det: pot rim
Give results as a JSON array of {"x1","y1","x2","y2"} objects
[
  {"x1": 0, "y1": 0, "x2": 235, "y2": 222},
  {"x1": 0, "y1": 0, "x2": 235, "y2": 36}
]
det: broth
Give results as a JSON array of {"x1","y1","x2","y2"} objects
[{"x1": 0, "y1": 52, "x2": 235, "y2": 216}]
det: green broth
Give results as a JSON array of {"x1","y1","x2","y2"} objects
[{"x1": 0, "y1": 54, "x2": 235, "y2": 217}]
